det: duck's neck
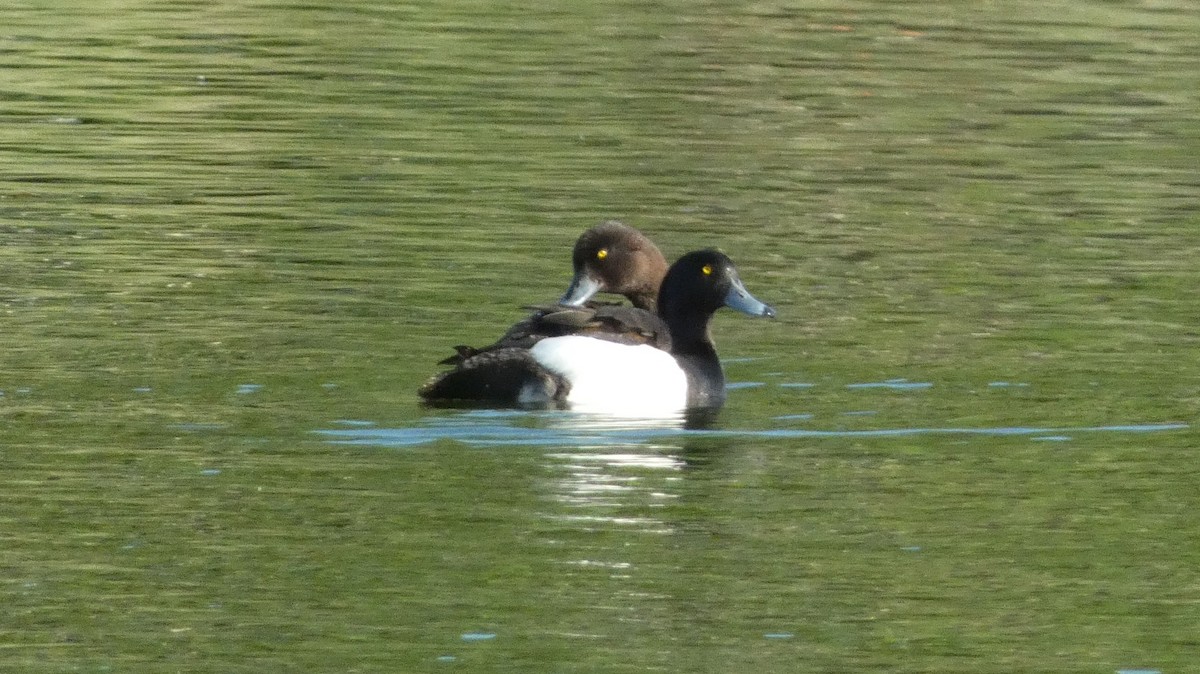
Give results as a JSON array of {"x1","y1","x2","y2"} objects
[
  {"x1": 668, "y1": 331, "x2": 725, "y2": 408},
  {"x1": 629, "y1": 289, "x2": 658, "y2": 312},
  {"x1": 628, "y1": 258, "x2": 668, "y2": 312},
  {"x1": 658, "y1": 290, "x2": 725, "y2": 408},
  {"x1": 661, "y1": 303, "x2": 719, "y2": 359}
]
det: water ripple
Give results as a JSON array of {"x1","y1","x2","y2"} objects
[
  {"x1": 846, "y1": 379, "x2": 932, "y2": 390},
  {"x1": 314, "y1": 412, "x2": 1188, "y2": 449}
]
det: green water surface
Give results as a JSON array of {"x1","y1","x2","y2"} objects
[{"x1": 2, "y1": 1, "x2": 1198, "y2": 671}]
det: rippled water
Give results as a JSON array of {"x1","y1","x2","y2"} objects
[
  {"x1": 3, "y1": 0, "x2": 1199, "y2": 671},
  {"x1": 319, "y1": 409, "x2": 1186, "y2": 448}
]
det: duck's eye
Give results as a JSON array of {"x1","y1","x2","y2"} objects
[
  {"x1": 701, "y1": 264, "x2": 713, "y2": 276},
  {"x1": 596, "y1": 248, "x2": 609, "y2": 261}
]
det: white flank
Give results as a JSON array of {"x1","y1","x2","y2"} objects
[{"x1": 529, "y1": 336, "x2": 688, "y2": 415}]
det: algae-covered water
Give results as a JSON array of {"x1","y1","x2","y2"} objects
[{"x1": 2, "y1": 1, "x2": 1198, "y2": 671}]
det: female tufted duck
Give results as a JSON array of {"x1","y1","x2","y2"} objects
[
  {"x1": 435, "y1": 220, "x2": 671, "y2": 365},
  {"x1": 558, "y1": 219, "x2": 668, "y2": 311}
]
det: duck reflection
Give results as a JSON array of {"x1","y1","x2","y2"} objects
[{"x1": 535, "y1": 408, "x2": 730, "y2": 537}]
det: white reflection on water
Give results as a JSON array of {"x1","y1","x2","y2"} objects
[
  {"x1": 546, "y1": 449, "x2": 683, "y2": 512},
  {"x1": 542, "y1": 414, "x2": 685, "y2": 535},
  {"x1": 542, "y1": 439, "x2": 686, "y2": 559}
]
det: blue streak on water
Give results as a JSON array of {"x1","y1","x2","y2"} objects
[
  {"x1": 461, "y1": 632, "x2": 496, "y2": 642},
  {"x1": 774, "y1": 414, "x2": 814, "y2": 421},
  {"x1": 726, "y1": 382, "x2": 765, "y2": 390},
  {"x1": 236, "y1": 384, "x2": 263, "y2": 395},
  {"x1": 1031, "y1": 435, "x2": 1072, "y2": 442},
  {"x1": 847, "y1": 379, "x2": 932, "y2": 390},
  {"x1": 315, "y1": 415, "x2": 1189, "y2": 449},
  {"x1": 332, "y1": 419, "x2": 376, "y2": 427},
  {"x1": 763, "y1": 632, "x2": 794, "y2": 639},
  {"x1": 1116, "y1": 670, "x2": 1161, "y2": 674},
  {"x1": 779, "y1": 383, "x2": 815, "y2": 389},
  {"x1": 455, "y1": 409, "x2": 529, "y2": 419},
  {"x1": 989, "y1": 381, "x2": 1030, "y2": 388}
]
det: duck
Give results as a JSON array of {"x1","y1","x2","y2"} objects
[
  {"x1": 558, "y1": 219, "x2": 669, "y2": 312},
  {"x1": 435, "y1": 220, "x2": 671, "y2": 365},
  {"x1": 419, "y1": 249, "x2": 776, "y2": 413}
]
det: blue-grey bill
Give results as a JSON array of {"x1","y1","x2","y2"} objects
[
  {"x1": 559, "y1": 272, "x2": 603, "y2": 307},
  {"x1": 724, "y1": 276, "x2": 776, "y2": 318}
]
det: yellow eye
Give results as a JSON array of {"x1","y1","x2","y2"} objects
[
  {"x1": 701, "y1": 264, "x2": 713, "y2": 276},
  {"x1": 597, "y1": 248, "x2": 608, "y2": 260}
]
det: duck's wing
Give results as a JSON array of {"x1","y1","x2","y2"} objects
[
  {"x1": 419, "y1": 347, "x2": 568, "y2": 404},
  {"x1": 435, "y1": 302, "x2": 669, "y2": 366},
  {"x1": 572, "y1": 305, "x2": 671, "y2": 350}
]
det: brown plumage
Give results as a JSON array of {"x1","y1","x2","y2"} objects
[{"x1": 421, "y1": 221, "x2": 671, "y2": 401}]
